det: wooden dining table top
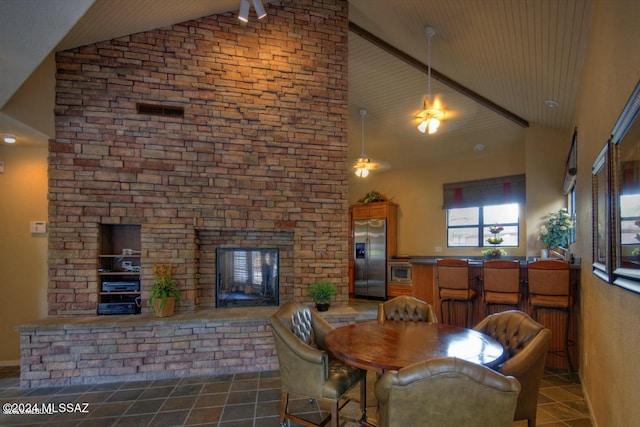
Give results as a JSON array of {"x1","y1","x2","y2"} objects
[{"x1": 325, "y1": 320, "x2": 504, "y2": 373}]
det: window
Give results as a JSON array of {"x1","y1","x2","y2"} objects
[{"x1": 447, "y1": 203, "x2": 520, "y2": 247}]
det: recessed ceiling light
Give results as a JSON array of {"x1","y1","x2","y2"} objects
[
  {"x1": 544, "y1": 100, "x2": 560, "y2": 108},
  {"x1": 3, "y1": 134, "x2": 16, "y2": 144},
  {"x1": 474, "y1": 144, "x2": 485, "y2": 152}
]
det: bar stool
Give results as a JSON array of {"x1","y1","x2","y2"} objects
[
  {"x1": 527, "y1": 260, "x2": 574, "y2": 374},
  {"x1": 436, "y1": 258, "x2": 477, "y2": 327},
  {"x1": 482, "y1": 259, "x2": 522, "y2": 316}
]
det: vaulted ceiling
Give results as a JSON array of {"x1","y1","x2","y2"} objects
[{"x1": 0, "y1": 0, "x2": 593, "y2": 172}]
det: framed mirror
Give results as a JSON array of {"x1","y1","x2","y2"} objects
[
  {"x1": 592, "y1": 142, "x2": 612, "y2": 282},
  {"x1": 611, "y1": 80, "x2": 640, "y2": 294}
]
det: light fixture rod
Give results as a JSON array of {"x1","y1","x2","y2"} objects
[
  {"x1": 360, "y1": 108, "x2": 367, "y2": 157},
  {"x1": 349, "y1": 22, "x2": 529, "y2": 128},
  {"x1": 426, "y1": 26, "x2": 435, "y2": 104}
]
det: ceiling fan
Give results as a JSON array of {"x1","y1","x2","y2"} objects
[{"x1": 353, "y1": 108, "x2": 389, "y2": 177}]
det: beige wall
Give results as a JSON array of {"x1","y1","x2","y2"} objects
[
  {"x1": 348, "y1": 125, "x2": 570, "y2": 258},
  {"x1": 0, "y1": 145, "x2": 48, "y2": 363},
  {"x1": 524, "y1": 125, "x2": 571, "y2": 255},
  {"x1": 572, "y1": 1, "x2": 640, "y2": 425}
]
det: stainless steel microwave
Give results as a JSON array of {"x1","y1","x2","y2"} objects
[{"x1": 388, "y1": 261, "x2": 412, "y2": 285}]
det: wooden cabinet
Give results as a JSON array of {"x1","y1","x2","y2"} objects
[
  {"x1": 97, "y1": 224, "x2": 142, "y2": 315},
  {"x1": 411, "y1": 263, "x2": 435, "y2": 304}
]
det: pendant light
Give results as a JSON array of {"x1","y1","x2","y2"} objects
[
  {"x1": 416, "y1": 26, "x2": 445, "y2": 134},
  {"x1": 354, "y1": 109, "x2": 372, "y2": 178}
]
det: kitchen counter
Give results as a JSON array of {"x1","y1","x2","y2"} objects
[{"x1": 408, "y1": 259, "x2": 581, "y2": 371}]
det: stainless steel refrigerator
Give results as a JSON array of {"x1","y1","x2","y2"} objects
[{"x1": 353, "y1": 218, "x2": 387, "y2": 299}]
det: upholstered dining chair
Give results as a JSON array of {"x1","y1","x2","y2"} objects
[
  {"x1": 473, "y1": 310, "x2": 551, "y2": 427},
  {"x1": 436, "y1": 258, "x2": 477, "y2": 327},
  {"x1": 270, "y1": 301, "x2": 366, "y2": 427},
  {"x1": 377, "y1": 295, "x2": 438, "y2": 323},
  {"x1": 482, "y1": 259, "x2": 522, "y2": 315},
  {"x1": 374, "y1": 357, "x2": 520, "y2": 427},
  {"x1": 527, "y1": 259, "x2": 574, "y2": 375}
]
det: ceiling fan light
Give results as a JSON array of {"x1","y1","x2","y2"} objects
[
  {"x1": 355, "y1": 167, "x2": 369, "y2": 178},
  {"x1": 417, "y1": 120, "x2": 428, "y2": 133},
  {"x1": 428, "y1": 117, "x2": 440, "y2": 134}
]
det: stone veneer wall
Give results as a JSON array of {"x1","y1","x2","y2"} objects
[
  {"x1": 17, "y1": 307, "x2": 359, "y2": 388},
  {"x1": 47, "y1": 0, "x2": 349, "y2": 316}
]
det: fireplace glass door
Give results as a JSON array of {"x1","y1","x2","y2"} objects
[{"x1": 216, "y1": 248, "x2": 279, "y2": 307}]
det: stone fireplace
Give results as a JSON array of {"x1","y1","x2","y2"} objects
[{"x1": 46, "y1": 0, "x2": 350, "y2": 316}]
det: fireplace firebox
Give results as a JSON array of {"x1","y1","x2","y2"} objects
[{"x1": 216, "y1": 248, "x2": 279, "y2": 308}]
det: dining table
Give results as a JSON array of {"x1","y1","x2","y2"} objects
[
  {"x1": 325, "y1": 320, "x2": 505, "y2": 427},
  {"x1": 325, "y1": 320, "x2": 505, "y2": 373}
]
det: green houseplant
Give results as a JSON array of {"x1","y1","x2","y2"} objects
[
  {"x1": 149, "y1": 264, "x2": 182, "y2": 317},
  {"x1": 538, "y1": 208, "x2": 574, "y2": 259},
  {"x1": 308, "y1": 280, "x2": 337, "y2": 312}
]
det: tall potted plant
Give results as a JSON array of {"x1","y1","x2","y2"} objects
[
  {"x1": 538, "y1": 208, "x2": 574, "y2": 260},
  {"x1": 149, "y1": 264, "x2": 181, "y2": 317},
  {"x1": 308, "y1": 280, "x2": 337, "y2": 312}
]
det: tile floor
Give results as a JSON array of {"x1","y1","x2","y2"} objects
[{"x1": 0, "y1": 299, "x2": 594, "y2": 426}]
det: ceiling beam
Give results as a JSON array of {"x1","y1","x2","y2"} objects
[{"x1": 349, "y1": 22, "x2": 530, "y2": 128}]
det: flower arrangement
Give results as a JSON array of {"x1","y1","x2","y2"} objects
[
  {"x1": 482, "y1": 224, "x2": 507, "y2": 258},
  {"x1": 538, "y1": 208, "x2": 574, "y2": 249},
  {"x1": 149, "y1": 264, "x2": 182, "y2": 311}
]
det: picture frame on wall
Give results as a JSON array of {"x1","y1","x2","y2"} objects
[
  {"x1": 592, "y1": 141, "x2": 612, "y2": 283},
  {"x1": 611, "y1": 80, "x2": 640, "y2": 294}
]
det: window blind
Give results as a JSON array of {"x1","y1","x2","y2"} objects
[{"x1": 443, "y1": 174, "x2": 526, "y2": 209}]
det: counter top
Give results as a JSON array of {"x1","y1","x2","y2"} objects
[{"x1": 400, "y1": 257, "x2": 581, "y2": 268}]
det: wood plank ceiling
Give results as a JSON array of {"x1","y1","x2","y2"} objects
[{"x1": 0, "y1": 0, "x2": 593, "y2": 172}]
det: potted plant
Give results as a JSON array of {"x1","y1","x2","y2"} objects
[
  {"x1": 538, "y1": 208, "x2": 574, "y2": 259},
  {"x1": 360, "y1": 190, "x2": 386, "y2": 204},
  {"x1": 308, "y1": 280, "x2": 337, "y2": 312},
  {"x1": 149, "y1": 264, "x2": 181, "y2": 317}
]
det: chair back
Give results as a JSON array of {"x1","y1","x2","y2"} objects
[
  {"x1": 436, "y1": 258, "x2": 471, "y2": 290},
  {"x1": 483, "y1": 260, "x2": 520, "y2": 294},
  {"x1": 374, "y1": 357, "x2": 520, "y2": 427},
  {"x1": 528, "y1": 260, "x2": 570, "y2": 296},
  {"x1": 377, "y1": 295, "x2": 437, "y2": 323},
  {"x1": 270, "y1": 301, "x2": 329, "y2": 397},
  {"x1": 473, "y1": 310, "x2": 551, "y2": 425}
]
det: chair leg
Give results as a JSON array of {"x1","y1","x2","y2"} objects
[
  {"x1": 330, "y1": 401, "x2": 339, "y2": 427},
  {"x1": 360, "y1": 373, "x2": 367, "y2": 421},
  {"x1": 564, "y1": 308, "x2": 574, "y2": 377},
  {"x1": 280, "y1": 391, "x2": 289, "y2": 426}
]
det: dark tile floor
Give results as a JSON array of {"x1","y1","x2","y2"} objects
[{"x1": 0, "y1": 300, "x2": 593, "y2": 426}]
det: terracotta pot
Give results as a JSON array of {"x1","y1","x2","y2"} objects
[{"x1": 153, "y1": 296, "x2": 176, "y2": 317}]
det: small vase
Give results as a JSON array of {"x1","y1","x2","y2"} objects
[{"x1": 541, "y1": 249, "x2": 549, "y2": 259}]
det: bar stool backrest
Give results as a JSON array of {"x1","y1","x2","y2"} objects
[
  {"x1": 483, "y1": 260, "x2": 520, "y2": 293},
  {"x1": 528, "y1": 260, "x2": 570, "y2": 297},
  {"x1": 437, "y1": 258, "x2": 470, "y2": 290}
]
